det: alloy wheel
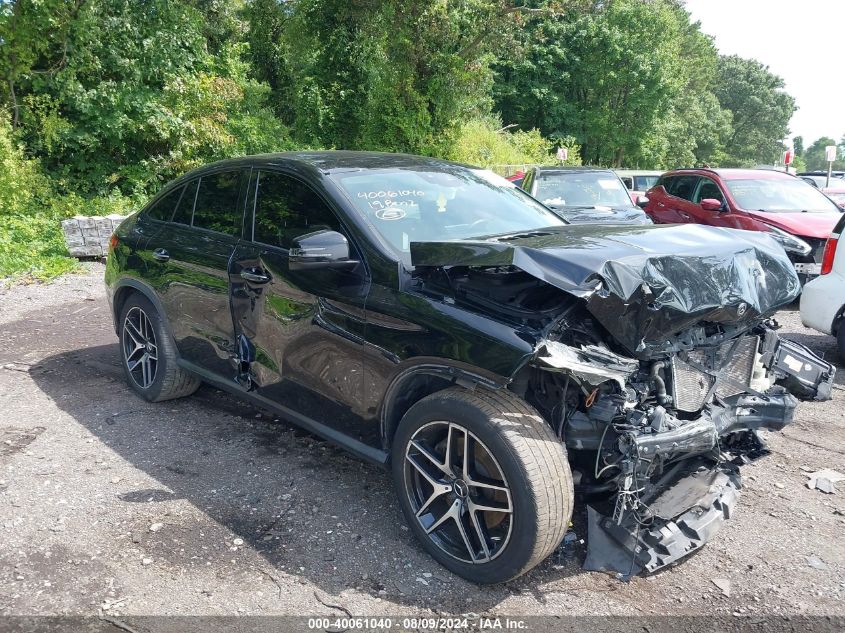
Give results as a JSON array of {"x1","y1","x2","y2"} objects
[
  {"x1": 122, "y1": 306, "x2": 158, "y2": 390},
  {"x1": 404, "y1": 421, "x2": 513, "y2": 564}
]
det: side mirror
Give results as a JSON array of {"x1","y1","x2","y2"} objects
[
  {"x1": 289, "y1": 230, "x2": 358, "y2": 271},
  {"x1": 636, "y1": 196, "x2": 649, "y2": 209},
  {"x1": 701, "y1": 198, "x2": 723, "y2": 212}
]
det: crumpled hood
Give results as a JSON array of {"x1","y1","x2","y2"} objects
[{"x1": 410, "y1": 223, "x2": 801, "y2": 355}]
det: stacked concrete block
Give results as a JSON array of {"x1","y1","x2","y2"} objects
[{"x1": 61, "y1": 214, "x2": 129, "y2": 258}]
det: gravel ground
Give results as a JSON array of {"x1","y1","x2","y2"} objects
[{"x1": 1, "y1": 264, "x2": 844, "y2": 619}]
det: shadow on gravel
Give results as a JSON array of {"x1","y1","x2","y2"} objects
[{"x1": 29, "y1": 341, "x2": 587, "y2": 612}]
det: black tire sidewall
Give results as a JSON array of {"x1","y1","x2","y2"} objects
[
  {"x1": 118, "y1": 294, "x2": 172, "y2": 402},
  {"x1": 391, "y1": 391, "x2": 546, "y2": 584}
]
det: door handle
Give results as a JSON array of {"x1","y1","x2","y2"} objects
[
  {"x1": 657, "y1": 202, "x2": 665, "y2": 208},
  {"x1": 152, "y1": 248, "x2": 170, "y2": 262},
  {"x1": 240, "y1": 269, "x2": 271, "y2": 284}
]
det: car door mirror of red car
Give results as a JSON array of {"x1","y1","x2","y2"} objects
[
  {"x1": 289, "y1": 229, "x2": 359, "y2": 271},
  {"x1": 636, "y1": 196, "x2": 649, "y2": 209},
  {"x1": 700, "y1": 198, "x2": 724, "y2": 212}
]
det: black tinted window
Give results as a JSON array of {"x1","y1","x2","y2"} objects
[
  {"x1": 146, "y1": 186, "x2": 184, "y2": 222},
  {"x1": 172, "y1": 179, "x2": 198, "y2": 226},
  {"x1": 695, "y1": 178, "x2": 725, "y2": 204},
  {"x1": 192, "y1": 171, "x2": 243, "y2": 236},
  {"x1": 253, "y1": 171, "x2": 342, "y2": 249},
  {"x1": 668, "y1": 175, "x2": 698, "y2": 201}
]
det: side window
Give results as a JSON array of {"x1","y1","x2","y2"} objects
[
  {"x1": 657, "y1": 175, "x2": 673, "y2": 192},
  {"x1": 620, "y1": 177, "x2": 633, "y2": 189},
  {"x1": 667, "y1": 175, "x2": 699, "y2": 201},
  {"x1": 253, "y1": 171, "x2": 343, "y2": 249},
  {"x1": 145, "y1": 186, "x2": 184, "y2": 222},
  {"x1": 172, "y1": 179, "x2": 198, "y2": 226},
  {"x1": 694, "y1": 178, "x2": 725, "y2": 204},
  {"x1": 192, "y1": 170, "x2": 244, "y2": 236}
]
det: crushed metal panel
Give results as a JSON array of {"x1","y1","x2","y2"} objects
[{"x1": 535, "y1": 341, "x2": 639, "y2": 389}]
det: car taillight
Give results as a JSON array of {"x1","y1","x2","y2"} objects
[
  {"x1": 109, "y1": 234, "x2": 119, "y2": 252},
  {"x1": 820, "y1": 235, "x2": 838, "y2": 275}
]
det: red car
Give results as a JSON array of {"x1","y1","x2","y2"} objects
[{"x1": 643, "y1": 168, "x2": 843, "y2": 280}]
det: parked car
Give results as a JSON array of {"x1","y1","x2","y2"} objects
[
  {"x1": 505, "y1": 171, "x2": 525, "y2": 187},
  {"x1": 520, "y1": 167, "x2": 652, "y2": 224},
  {"x1": 615, "y1": 169, "x2": 662, "y2": 204},
  {"x1": 799, "y1": 174, "x2": 845, "y2": 210},
  {"x1": 106, "y1": 152, "x2": 833, "y2": 584},
  {"x1": 643, "y1": 168, "x2": 843, "y2": 282},
  {"x1": 800, "y1": 213, "x2": 845, "y2": 356}
]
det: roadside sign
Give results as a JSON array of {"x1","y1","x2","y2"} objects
[
  {"x1": 826, "y1": 145, "x2": 837, "y2": 162},
  {"x1": 783, "y1": 149, "x2": 793, "y2": 165},
  {"x1": 556, "y1": 147, "x2": 568, "y2": 161}
]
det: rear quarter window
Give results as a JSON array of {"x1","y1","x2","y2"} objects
[
  {"x1": 192, "y1": 171, "x2": 244, "y2": 236},
  {"x1": 145, "y1": 186, "x2": 184, "y2": 222}
]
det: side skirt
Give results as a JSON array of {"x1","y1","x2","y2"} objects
[{"x1": 177, "y1": 359, "x2": 389, "y2": 467}]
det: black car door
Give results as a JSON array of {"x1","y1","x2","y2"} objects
[
  {"x1": 229, "y1": 169, "x2": 373, "y2": 443},
  {"x1": 146, "y1": 169, "x2": 248, "y2": 378}
]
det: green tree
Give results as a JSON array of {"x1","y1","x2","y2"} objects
[
  {"x1": 493, "y1": 0, "x2": 728, "y2": 168},
  {"x1": 715, "y1": 55, "x2": 796, "y2": 166},
  {"x1": 804, "y1": 136, "x2": 845, "y2": 171}
]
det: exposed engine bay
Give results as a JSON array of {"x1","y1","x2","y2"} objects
[{"x1": 410, "y1": 224, "x2": 836, "y2": 577}]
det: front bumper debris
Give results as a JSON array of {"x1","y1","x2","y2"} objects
[{"x1": 584, "y1": 459, "x2": 742, "y2": 577}]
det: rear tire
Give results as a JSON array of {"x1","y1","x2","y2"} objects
[
  {"x1": 837, "y1": 323, "x2": 845, "y2": 361},
  {"x1": 118, "y1": 293, "x2": 200, "y2": 402},
  {"x1": 391, "y1": 387, "x2": 573, "y2": 584}
]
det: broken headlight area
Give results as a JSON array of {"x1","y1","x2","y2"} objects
[{"x1": 528, "y1": 320, "x2": 835, "y2": 577}]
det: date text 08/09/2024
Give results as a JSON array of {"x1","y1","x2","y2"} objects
[{"x1": 307, "y1": 617, "x2": 528, "y2": 630}]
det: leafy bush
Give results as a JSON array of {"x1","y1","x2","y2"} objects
[
  {"x1": 0, "y1": 115, "x2": 139, "y2": 281},
  {"x1": 448, "y1": 116, "x2": 580, "y2": 173}
]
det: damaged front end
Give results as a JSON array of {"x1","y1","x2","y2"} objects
[
  {"x1": 535, "y1": 324, "x2": 833, "y2": 577},
  {"x1": 410, "y1": 224, "x2": 835, "y2": 577}
]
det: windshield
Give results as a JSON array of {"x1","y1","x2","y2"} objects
[
  {"x1": 725, "y1": 178, "x2": 841, "y2": 213},
  {"x1": 535, "y1": 172, "x2": 633, "y2": 208},
  {"x1": 332, "y1": 167, "x2": 565, "y2": 256}
]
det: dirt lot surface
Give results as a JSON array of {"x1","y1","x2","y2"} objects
[{"x1": 1, "y1": 265, "x2": 844, "y2": 619}]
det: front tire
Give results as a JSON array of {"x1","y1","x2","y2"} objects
[
  {"x1": 118, "y1": 293, "x2": 200, "y2": 402},
  {"x1": 391, "y1": 387, "x2": 573, "y2": 584}
]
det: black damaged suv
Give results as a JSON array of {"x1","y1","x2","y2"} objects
[{"x1": 106, "y1": 152, "x2": 834, "y2": 584}]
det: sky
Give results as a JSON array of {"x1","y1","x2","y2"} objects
[{"x1": 684, "y1": 0, "x2": 845, "y2": 148}]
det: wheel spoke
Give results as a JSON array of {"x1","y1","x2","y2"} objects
[
  {"x1": 468, "y1": 508, "x2": 491, "y2": 561},
  {"x1": 409, "y1": 439, "x2": 452, "y2": 477},
  {"x1": 425, "y1": 498, "x2": 460, "y2": 535},
  {"x1": 406, "y1": 453, "x2": 447, "y2": 490},
  {"x1": 125, "y1": 345, "x2": 145, "y2": 362},
  {"x1": 124, "y1": 319, "x2": 144, "y2": 346},
  {"x1": 416, "y1": 482, "x2": 451, "y2": 518},
  {"x1": 127, "y1": 355, "x2": 143, "y2": 372},
  {"x1": 466, "y1": 472, "x2": 510, "y2": 495},
  {"x1": 141, "y1": 355, "x2": 150, "y2": 387},
  {"x1": 468, "y1": 496, "x2": 512, "y2": 514},
  {"x1": 454, "y1": 507, "x2": 479, "y2": 562}
]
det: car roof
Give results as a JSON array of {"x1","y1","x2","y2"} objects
[
  {"x1": 187, "y1": 151, "x2": 473, "y2": 175},
  {"x1": 533, "y1": 166, "x2": 616, "y2": 174},
  {"x1": 664, "y1": 168, "x2": 796, "y2": 181},
  {"x1": 614, "y1": 169, "x2": 663, "y2": 176}
]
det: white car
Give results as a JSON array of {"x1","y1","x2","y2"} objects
[{"x1": 800, "y1": 213, "x2": 845, "y2": 356}]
